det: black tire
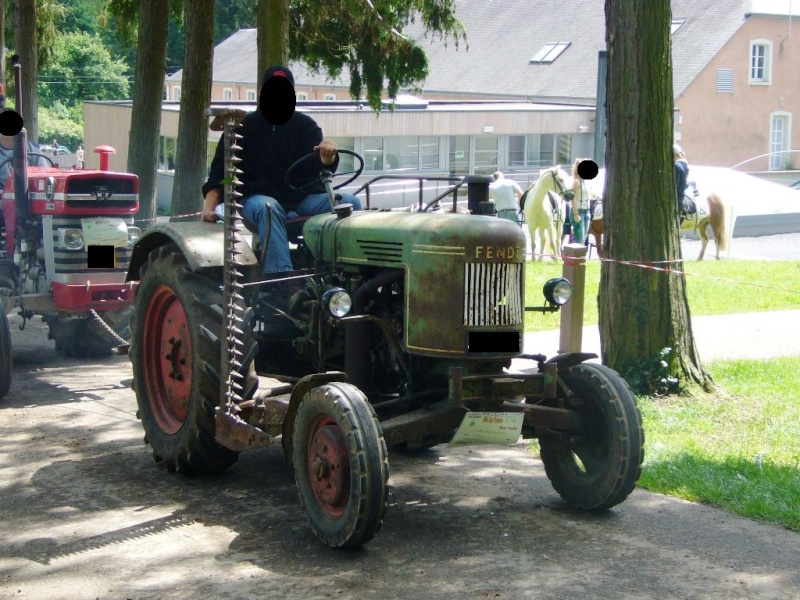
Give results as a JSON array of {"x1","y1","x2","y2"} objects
[
  {"x1": 0, "y1": 310, "x2": 11, "y2": 400},
  {"x1": 539, "y1": 363, "x2": 644, "y2": 510},
  {"x1": 293, "y1": 382, "x2": 389, "y2": 549},
  {"x1": 46, "y1": 307, "x2": 133, "y2": 358},
  {"x1": 130, "y1": 244, "x2": 258, "y2": 474}
]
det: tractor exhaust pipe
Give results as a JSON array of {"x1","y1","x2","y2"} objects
[{"x1": 11, "y1": 55, "x2": 29, "y2": 222}]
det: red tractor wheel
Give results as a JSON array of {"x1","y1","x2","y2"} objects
[
  {"x1": 293, "y1": 382, "x2": 389, "y2": 548},
  {"x1": 0, "y1": 310, "x2": 11, "y2": 400},
  {"x1": 130, "y1": 244, "x2": 258, "y2": 474}
]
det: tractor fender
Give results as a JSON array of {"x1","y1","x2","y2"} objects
[
  {"x1": 545, "y1": 352, "x2": 599, "y2": 371},
  {"x1": 281, "y1": 371, "x2": 349, "y2": 465},
  {"x1": 126, "y1": 222, "x2": 258, "y2": 281}
]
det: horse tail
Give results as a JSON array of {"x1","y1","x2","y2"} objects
[{"x1": 708, "y1": 193, "x2": 728, "y2": 252}]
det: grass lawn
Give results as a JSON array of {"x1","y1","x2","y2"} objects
[
  {"x1": 524, "y1": 259, "x2": 800, "y2": 332},
  {"x1": 524, "y1": 258, "x2": 800, "y2": 531},
  {"x1": 638, "y1": 357, "x2": 800, "y2": 531}
]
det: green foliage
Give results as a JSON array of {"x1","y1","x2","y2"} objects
[
  {"x1": 616, "y1": 346, "x2": 680, "y2": 396},
  {"x1": 37, "y1": 100, "x2": 83, "y2": 148},
  {"x1": 39, "y1": 31, "x2": 130, "y2": 108},
  {"x1": 291, "y1": 0, "x2": 466, "y2": 110}
]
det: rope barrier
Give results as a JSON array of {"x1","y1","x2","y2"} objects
[{"x1": 524, "y1": 248, "x2": 800, "y2": 296}]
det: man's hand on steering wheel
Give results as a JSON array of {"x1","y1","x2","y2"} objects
[{"x1": 314, "y1": 140, "x2": 337, "y2": 166}]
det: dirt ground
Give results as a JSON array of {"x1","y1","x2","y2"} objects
[{"x1": 2, "y1": 314, "x2": 799, "y2": 600}]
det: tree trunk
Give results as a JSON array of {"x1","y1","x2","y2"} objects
[
  {"x1": 15, "y1": 0, "x2": 38, "y2": 141},
  {"x1": 170, "y1": 0, "x2": 215, "y2": 221},
  {"x1": 0, "y1": 0, "x2": 6, "y2": 97},
  {"x1": 128, "y1": 0, "x2": 170, "y2": 229},
  {"x1": 257, "y1": 0, "x2": 290, "y2": 81},
  {"x1": 599, "y1": 0, "x2": 712, "y2": 391}
]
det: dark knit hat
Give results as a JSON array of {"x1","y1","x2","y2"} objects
[{"x1": 261, "y1": 65, "x2": 295, "y2": 88}]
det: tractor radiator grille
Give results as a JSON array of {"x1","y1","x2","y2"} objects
[
  {"x1": 48, "y1": 216, "x2": 132, "y2": 276},
  {"x1": 463, "y1": 262, "x2": 523, "y2": 326}
]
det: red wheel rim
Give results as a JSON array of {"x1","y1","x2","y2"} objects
[
  {"x1": 142, "y1": 285, "x2": 193, "y2": 434},
  {"x1": 306, "y1": 416, "x2": 350, "y2": 519}
]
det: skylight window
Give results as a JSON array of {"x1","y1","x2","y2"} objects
[
  {"x1": 671, "y1": 18, "x2": 686, "y2": 34},
  {"x1": 530, "y1": 42, "x2": 571, "y2": 64}
]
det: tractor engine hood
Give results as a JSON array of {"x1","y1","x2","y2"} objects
[{"x1": 303, "y1": 211, "x2": 528, "y2": 357}]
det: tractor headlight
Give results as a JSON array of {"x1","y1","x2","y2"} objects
[
  {"x1": 543, "y1": 277, "x2": 572, "y2": 306},
  {"x1": 58, "y1": 228, "x2": 84, "y2": 250},
  {"x1": 322, "y1": 288, "x2": 352, "y2": 318},
  {"x1": 127, "y1": 226, "x2": 142, "y2": 248}
]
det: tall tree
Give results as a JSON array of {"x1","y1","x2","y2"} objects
[
  {"x1": 258, "y1": 0, "x2": 289, "y2": 77},
  {"x1": 128, "y1": 1, "x2": 170, "y2": 227},
  {"x1": 599, "y1": 0, "x2": 712, "y2": 392},
  {"x1": 0, "y1": 0, "x2": 6, "y2": 96},
  {"x1": 170, "y1": 0, "x2": 215, "y2": 221},
  {"x1": 14, "y1": 0, "x2": 38, "y2": 140}
]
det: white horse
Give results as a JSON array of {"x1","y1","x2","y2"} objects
[{"x1": 521, "y1": 166, "x2": 571, "y2": 260}]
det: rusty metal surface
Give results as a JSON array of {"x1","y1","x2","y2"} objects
[
  {"x1": 380, "y1": 400, "x2": 466, "y2": 446},
  {"x1": 214, "y1": 408, "x2": 274, "y2": 452}
]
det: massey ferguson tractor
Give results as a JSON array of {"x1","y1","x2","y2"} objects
[
  {"x1": 124, "y1": 108, "x2": 644, "y2": 549},
  {"x1": 0, "y1": 57, "x2": 139, "y2": 400}
]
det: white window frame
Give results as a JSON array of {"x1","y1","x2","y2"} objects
[
  {"x1": 246, "y1": 89, "x2": 257, "y2": 101},
  {"x1": 529, "y1": 42, "x2": 571, "y2": 64},
  {"x1": 323, "y1": 93, "x2": 337, "y2": 101},
  {"x1": 296, "y1": 92, "x2": 308, "y2": 101},
  {"x1": 749, "y1": 40, "x2": 772, "y2": 85},
  {"x1": 172, "y1": 86, "x2": 181, "y2": 101},
  {"x1": 222, "y1": 87, "x2": 233, "y2": 101},
  {"x1": 769, "y1": 112, "x2": 792, "y2": 170}
]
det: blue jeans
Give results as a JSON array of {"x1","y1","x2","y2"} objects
[
  {"x1": 571, "y1": 208, "x2": 591, "y2": 244},
  {"x1": 217, "y1": 192, "x2": 361, "y2": 273}
]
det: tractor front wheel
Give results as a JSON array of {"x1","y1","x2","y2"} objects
[
  {"x1": 539, "y1": 362, "x2": 644, "y2": 510},
  {"x1": 293, "y1": 382, "x2": 389, "y2": 548},
  {"x1": 0, "y1": 311, "x2": 11, "y2": 400},
  {"x1": 130, "y1": 244, "x2": 258, "y2": 474}
]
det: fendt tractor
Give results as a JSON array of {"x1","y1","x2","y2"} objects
[
  {"x1": 125, "y1": 108, "x2": 644, "y2": 549},
  {"x1": 0, "y1": 58, "x2": 139, "y2": 400}
]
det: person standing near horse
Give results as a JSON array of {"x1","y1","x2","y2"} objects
[
  {"x1": 489, "y1": 171, "x2": 524, "y2": 225},
  {"x1": 570, "y1": 158, "x2": 593, "y2": 244},
  {"x1": 674, "y1": 143, "x2": 690, "y2": 220}
]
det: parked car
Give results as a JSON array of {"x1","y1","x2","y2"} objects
[{"x1": 38, "y1": 144, "x2": 71, "y2": 156}]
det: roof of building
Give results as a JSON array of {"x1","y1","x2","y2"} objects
[{"x1": 168, "y1": 0, "x2": 766, "y2": 102}]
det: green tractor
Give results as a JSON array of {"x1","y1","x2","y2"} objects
[{"x1": 125, "y1": 109, "x2": 643, "y2": 549}]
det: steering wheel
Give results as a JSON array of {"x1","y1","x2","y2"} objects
[
  {"x1": 0, "y1": 152, "x2": 57, "y2": 174},
  {"x1": 285, "y1": 148, "x2": 364, "y2": 194}
]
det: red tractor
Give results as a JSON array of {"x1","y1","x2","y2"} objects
[{"x1": 0, "y1": 59, "x2": 139, "y2": 399}]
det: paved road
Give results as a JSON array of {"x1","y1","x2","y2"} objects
[
  {"x1": 1, "y1": 233, "x2": 799, "y2": 599},
  {"x1": 1, "y1": 323, "x2": 799, "y2": 600}
]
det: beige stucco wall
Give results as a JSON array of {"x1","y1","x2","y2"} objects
[
  {"x1": 676, "y1": 15, "x2": 800, "y2": 171},
  {"x1": 85, "y1": 102, "x2": 594, "y2": 156},
  {"x1": 82, "y1": 102, "x2": 182, "y2": 171}
]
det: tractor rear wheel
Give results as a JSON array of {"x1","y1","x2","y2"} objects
[
  {"x1": 293, "y1": 382, "x2": 389, "y2": 548},
  {"x1": 0, "y1": 311, "x2": 11, "y2": 400},
  {"x1": 46, "y1": 308, "x2": 132, "y2": 358},
  {"x1": 539, "y1": 362, "x2": 644, "y2": 510},
  {"x1": 130, "y1": 244, "x2": 258, "y2": 474}
]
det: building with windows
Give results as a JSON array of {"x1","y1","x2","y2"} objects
[{"x1": 85, "y1": 0, "x2": 800, "y2": 197}]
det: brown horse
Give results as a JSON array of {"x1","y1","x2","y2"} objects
[{"x1": 586, "y1": 192, "x2": 733, "y2": 261}]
